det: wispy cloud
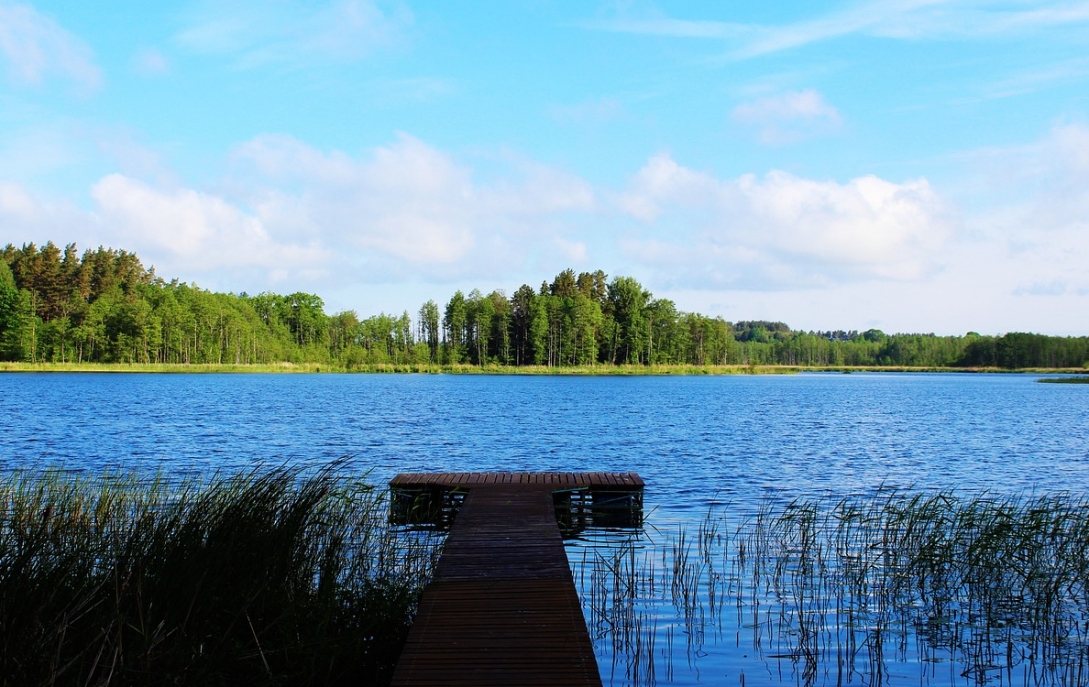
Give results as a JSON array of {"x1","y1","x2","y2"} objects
[
  {"x1": 175, "y1": 0, "x2": 413, "y2": 68},
  {"x1": 580, "y1": 14, "x2": 745, "y2": 39},
  {"x1": 962, "y1": 122, "x2": 1089, "y2": 232},
  {"x1": 94, "y1": 127, "x2": 178, "y2": 186},
  {"x1": 730, "y1": 0, "x2": 951, "y2": 57},
  {"x1": 1013, "y1": 280, "x2": 1067, "y2": 296},
  {"x1": 0, "y1": 0, "x2": 101, "y2": 91},
  {"x1": 944, "y1": 122, "x2": 1089, "y2": 301},
  {"x1": 581, "y1": 1, "x2": 1089, "y2": 58},
  {"x1": 974, "y1": 57, "x2": 1089, "y2": 100},
  {"x1": 980, "y1": 2, "x2": 1089, "y2": 33},
  {"x1": 731, "y1": 89, "x2": 842, "y2": 144},
  {"x1": 132, "y1": 47, "x2": 169, "y2": 76},
  {"x1": 366, "y1": 76, "x2": 455, "y2": 105}
]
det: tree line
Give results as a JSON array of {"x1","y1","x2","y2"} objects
[{"x1": 2, "y1": 241, "x2": 1087, "y2": 370}]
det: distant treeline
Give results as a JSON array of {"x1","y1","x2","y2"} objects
[{"x1": 2, "y1": 241, "x2": 1087, "y2": 369}]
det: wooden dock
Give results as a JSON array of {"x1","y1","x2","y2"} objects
[
  {"x1": 389, "y1": 472, "x2": 644, "y2": 489},
  {"x1": 389, "y1": 472, "x2": 644, "y2": 687}
]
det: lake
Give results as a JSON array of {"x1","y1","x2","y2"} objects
[{"x1": 3, "y1": 372, "x2": 1088, "y2": 685}]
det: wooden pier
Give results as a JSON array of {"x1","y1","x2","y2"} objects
[{"x1": 389, "y1": 472, "x2": 644, "y2": 687}]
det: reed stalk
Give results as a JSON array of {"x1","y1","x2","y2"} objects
[
  {"x1": 0, "y1": 464, "x2": 441, "y2": 687},
  {"x1": 574, "y1": 489, "x2": 1089, "y2": 686}
]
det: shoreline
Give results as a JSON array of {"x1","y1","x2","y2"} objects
[{"x1": 1, "y1": 361, "x2": 1086, "y2": 375}]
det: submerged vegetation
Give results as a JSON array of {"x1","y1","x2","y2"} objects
[
  {"x1": 2, "y1": 241, "x2": 1088, "y2": 370},
  {"x1": 0, "y1": 465, "x2": 441, "y2": 687},
  {"x1": 577, "y1": 490, "x2": 1089, "y2": 686}
]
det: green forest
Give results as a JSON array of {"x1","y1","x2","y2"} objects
[{"x1": 2, "y1": 241, "x2": 1088, "y2": 370}]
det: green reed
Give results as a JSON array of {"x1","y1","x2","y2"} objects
[
  {"x1": 0, "y1": 465, "x2": 442, "y2": 687},
  {"x1": 576, "y1": 489, "x2": 1089, "y2": 686}
]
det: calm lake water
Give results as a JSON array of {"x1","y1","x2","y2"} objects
[
  {"x1": 3, "y1": 372, "x2": 1087, "y2": 503},
  {"x1": 3, "y1": 372, "x2": 1088, "y2": 685}
]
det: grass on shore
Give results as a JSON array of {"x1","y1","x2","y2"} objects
[
  {"x1": 0, "y1": 464, "x2": 441, "y2": 687},
  {"x1": 3, "y1": 361, "x2": 1088, "y2": 375},
  {"x1": 0, "y1": 361, "x2": 798, "y2": 375},
  {"x1": 0, "y1": 361, "x2": 341, "y2": 374},
  {"x1": 0, "y1": 361, "x2": 792, "y2": 375}
]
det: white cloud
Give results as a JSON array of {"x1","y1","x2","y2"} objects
[
  {"x1": 0, "y1": 0, "x2": 101, "y2": 91},
  {"x1": 956, "y1": 122, "x2": 1089, "y2": 298},
  {"x1": 5, "y1": 120, "x2": 1087, "y2": 333},
  {"x1": 90, "y1": 174, "x2": 329, "y2": 275},
  {"x1": 738, "y1": 171, "x2": 949, "y2": 273},
  {"x1": 617, "y1": 154, "x2": 953, "y2": 288},
  {"x1": 176, "y1": 0, "x2": 412, "y2": 67},
  {"x1": 647, "y1": 123, "x2": 1089, "y2": 333},
  {"x1": 234, "y1": 133, "x2": 478, "y2": 266},
  {"x1": 615, "y1": 154, "x2": 719, "y2": 222},
  {"x1": 2, "y1": 133, "x2": 597, "y2": 290},
  {"x1": 733, "y1": 89, "x2": 840, "y2": 123},
  {"x1": 555, "y1": 237, "x2": 588, "y2": 263},
  {"x1": 230, "y1": 133, "x2": 596, "y2": 280},
  {"x1": 0, "y1": 181, "x2": 40, "y2": 220},
  {"x1": 0, "y1": 182, "x2": 89, "y2": 244},
  {"x1": 732, "y1": 89, "x2": 842, "y2": 144}
]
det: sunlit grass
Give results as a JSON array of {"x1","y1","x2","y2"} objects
[
  {"x1": 0, "y1": 361, "x2": 797, "y2": 375},
  {"x1": 0, "y1": 361, "x2": 338, "y2": 373},
  {"x1": 0, "y1": 464, "x2": 442, "y2": 686},
  {"x1": 4, "y1": 361, "x2": 1087, "y2": 375}
]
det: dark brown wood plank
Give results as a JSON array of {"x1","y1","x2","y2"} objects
[
  {"x1": 390, "y1": 471, "x2": 644, "y2": 490},
  {"x1": 390, "y1": 479, "x2": 616, "y2": 687}
]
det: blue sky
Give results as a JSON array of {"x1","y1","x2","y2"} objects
[{"x1": 2, "y1": 0, "x2": 1088, "y2": 335}]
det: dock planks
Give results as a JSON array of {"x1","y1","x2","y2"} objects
[
  {"x1": 390, "y1": 472, "x2": 643, "y2": 687},
  {"x1": 389, "y1": 471, "x2": 644, "y2": 490}
]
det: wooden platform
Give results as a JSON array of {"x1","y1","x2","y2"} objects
[
  {"x1": 389, "y1": 471, "x2": 644, "y2": 489},
  {"x1": 390, "y1": 472, "x2": 644, "y2": 687}
]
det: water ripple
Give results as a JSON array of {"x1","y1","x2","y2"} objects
[{"x1": 1, "y1": 373, "x2": 1087, "y2": 514}]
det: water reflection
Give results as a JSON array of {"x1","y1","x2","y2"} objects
[{"x1": 570, "y1": 488, "x2": 1089, "y2": 687}]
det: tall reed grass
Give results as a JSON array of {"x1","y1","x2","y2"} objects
[
  {"x1": 576, "y1": 489, "x2": 1089, "y2": 686},
  {"x1": 0, "y1": 465, "x2": 441, "y2": 687}
]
